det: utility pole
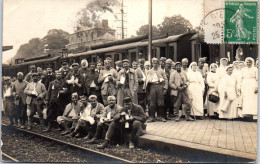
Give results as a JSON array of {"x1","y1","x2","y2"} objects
[
  {"x1": 121, "y1": 0, "x2": 124, "y2": 39},
  {"x1": 148, "y1": 0, "x2": 152, "y2": 62},
  {"x1": 116, "y1": 0, "x2": 127, "y2": 39}
]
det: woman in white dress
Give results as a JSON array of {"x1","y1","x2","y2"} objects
[
  {"x1": 205, "y1": 63, "x2": 219, "y2": 116},
  {"x1": 187, "y1": 62, "x2": 205, "y2": 118},
  {"x1": 239, "y1": 57, "x2": 258, "y2": 119},
  {"x1": 218, "y1": 65, "x2": 238, "y2": 119}
]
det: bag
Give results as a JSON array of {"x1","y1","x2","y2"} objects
[{"x1": 209, "y1": 91, "x2": 219, "y2": 103}]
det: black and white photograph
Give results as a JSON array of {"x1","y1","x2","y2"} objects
[{"x1": 1, "y1": 0, "x2": 259, "y2": 163}]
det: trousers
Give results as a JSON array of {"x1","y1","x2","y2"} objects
[{"x1": 149, "y1": 84, "x2": 164, "y2": 118}]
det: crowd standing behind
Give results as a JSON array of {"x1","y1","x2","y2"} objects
[{"x1": 2, "y1": 56, "x2": 258, "y2": 149}]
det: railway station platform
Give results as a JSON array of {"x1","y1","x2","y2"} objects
[{"x1": 137, "y1": 119, "x2": 257, "y2": 162}]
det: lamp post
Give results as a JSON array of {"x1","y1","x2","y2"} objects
[{"x1": 59, "y1": 47, "x2": 68, "y2": 58}]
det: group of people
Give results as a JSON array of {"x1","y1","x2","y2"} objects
[{"x1": 2, "y1": 55, "x2": 258, "y2": 149}]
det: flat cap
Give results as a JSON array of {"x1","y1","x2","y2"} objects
[
  {"x1": 123, "y1": 97, "x2": 132, "y2": 103},
  {"x1": 30, "y1": 65, "x2": 36, "y2": 69},
  {"x1": 181, "y1": 58, "x2": 188, "y2": 63},
  {"x1": 106, "y1": 57, "x2": 112, "y2": 61},
  {"x1": 3, "y1": 76, "x2": 11, "y2": 80},
  {"x1": 138, "y1": 59, "x2": 145, "y2": 64},
  {"x1": 175, "y1": 62, "x2": 181, "y2": 66},
  {"x1": 88, "y1": 95, "x2": 97, "y2": 100},
  {"x1": 115, "y1": 61, "x2": 122, "y2": 64},
  {"x1": 31, "y1": 72, "x2": 39, "y2": 76},
  {"x1": 122, "y1": 59, "x2": 129, "y2": 63},
  {"x1": 80, "y1": 95, "x2": 88, "y2": 100},
  {"x1": 166, "y1": 59, "x2": 173, "y2": 64},
  {"x1": 107, "y1": 96, "x2": 116, "y2": 101},
  {"x1": 198, "y1": 58, "x2": 205, "y2": 62},
  {"x1": 152, "y1": 58, "x2": 159, "y2": 63},
  {"x1": 17, "y1": 72, "x2": 24, "y2": 76},
  {"x1": 160, "y1": 57, "x2": 167, "y2": 61},
  {"x1": 144, "y1": 61, "x2": 150, "y2": 66},
  {"x1": 61, "y1": 60, "x2": 68, "y2": 64},
  {"x1": 72, "y1": 63, "x2": 79, "y2": 67}
]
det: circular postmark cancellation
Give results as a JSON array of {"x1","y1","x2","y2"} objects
[{"x1": 202, "y1": 1, "x2": 258, "y2": 44}]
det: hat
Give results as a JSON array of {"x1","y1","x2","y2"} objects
[
  {"x1": 80, "y1": 95, "x2": 88, "y2": 100},
  {"x1": 160, "y1": 57, "x2": 167, "y2": 61},
  {"x1": 55, "y1": 71, "x2": 62, "y2": 75},
  {"x1": 30, "y1": 65, "x2": 36, "y2": 69},
  {"x1": 106, "y1": 57, "x2": 112, "y2": 61},
  {"x1": 144, "y1": 61, "x2": 150, "y2": 66},
  {"x1": 72, "y1": 63, "x2": 79, "y2": 67},
  {"x1": 198, "y1": 58, "x2": 205, "y2": 62},
  {"x1": 17, "y1": 72, "x2": 24, "y2": 76},
  {"x1": 166, "y1": 59, "x2": 172, "y2": 64},
  {"x1": 107, "y1": 96, "x2": 116, "y2": 101},
  {"x1": 226, "y1": 64, "x2": 233, "y2": 71},
  {"x1": 152, "y1": 58, "x2": 159, "y2": 63},
  {"x1": 61, "y1": 60, "x2": 68, "y2": 65},
  {"x1": 72, "y1": 92, "x2": 78, "y2": 98},
  {"x1": 88, "y1": 95, "x2": 97, "y2": 100},
  {"x1": 181, "y1": 58, "x2": 188, "y2": 63},
  {"x1": 123, "y1": 97, "x2": 132, "y2": 103},
  {"x1": 3, "y1": 76, "x2": 11, "y2": 81},
  {"x1": 115, "y1": 61, "x2": 122, "y2": 64},
  {"x1": 138, "y1": 59, "x2": 145, "y2": 64},
  {"x1": 175, "y1": 62, "x2": 181, "y2": 66},
  {"x1": 122, "y1": 59, "x2": 129, "y2": 63},
  {"x1": 31, "y1": 72, "x2": 39, "y2": 77}
]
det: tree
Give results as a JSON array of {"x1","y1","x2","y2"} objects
[
  {"x1": 136, "y1": 24, "x2": 160, "y2": 37},
  {"x1": 15, "y1": 29, "x2": 69, "y2": 59},
  {"x1": 75, "y1": 0, "x2": 120, "y2": 31},
  {"x1": 158, "y1": 15, "x2": 193, "y2": 36}
]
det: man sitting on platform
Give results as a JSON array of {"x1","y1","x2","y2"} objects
[
  {"x1": 68, "y1": 95, "x2": 104, "y2": 139},
  {"x1": 86, "y1": 96, "x2": 122, "y2": 145},
  {"x1": 57, "y1": 93, "x2": 84, "y2": 135}
]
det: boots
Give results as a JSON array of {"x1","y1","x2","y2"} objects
[
  {"x1": 43, "y1": 121, "x2": 52, "y2": 132},
  {"x1": 61, "y1": 122, "x2": 71, "y2": 135},
  {"x1": 27, "y1": 117, "x2": 32, "y2": 130},
  {"x1": 86, "y1": 137, "x2": 99, "y2": 144},
  {"x1": 186, "y1": 113, "x2": 194, "y2": 121},
  {"x1": 175, "y1": 110, "x2": 182, "y2": 122},
  {"x1": 97, "y1": 139, "x2": 110, "y2": 149},
  {"x1": 66, "y1": 131, "x2": 77, "y2": 137},
  {"x1": 70, "y1": 120, "x2": 77, "y2": 131}
]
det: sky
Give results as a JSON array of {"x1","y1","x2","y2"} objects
[{"x1": 2, "y1": 0, "x2": 203, "y2": 64}]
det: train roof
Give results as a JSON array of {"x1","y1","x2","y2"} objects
[
  {"x1": 68, "y1": 33, "x2": 195, "y2": 58},
  {"x1": 189, "y1": 32, "x2": 204, "y2": 41}
]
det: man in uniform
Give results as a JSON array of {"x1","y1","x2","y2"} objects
[
  {"x1": 69, "y1": 95, "x2": 104, "y2": 139},
  {"x1": 115, "y1": 60, "x2": 123, "y2": 72},
  {"x1": 132, "y1": 61, "x2": 138, "y2": 70},
  {"x1": 42, "y1": 66, "x2": 55, "y2": 90},
  {"x1": 64, "y1": 63, "x2": 85, "y2": 96},
  {"x1": 164, "y1": 59, "x2": 174, "y2": 119},
  {"x1": 24, "y1": 73, "x2": 47, "y2": 130},
  {"x1": 85, "y1": 63, "x2": 100, "y2": 96},
  {"x1": 169, "y1": 62, "x2": 194, "y2": 122},
  {"x1": 57, "y1": 93, "x2": 84, "y2": 135},
  {"x1": 79, "y1": 59, "x2": 90, "y2": 77},
  {"x1": 197, "y1": 57, "x2": 205, "y2": 75},
  {"x1": 135, "y1": 59, "x2": 147, "y2": 111},
  {"x1": 59, "y1": 60, "x2": 71, "y2": 79},
  {"x1": 44, "y1": 71, "x2": 66, "y2": 132},
  {"x1": 98, "y1": 58, "x2": 118, "y2": 105},
  {"x1": 160, "y1": 57, "x2": 167, "y2": 71},
  {"x1": 117, "y1": 59, "x2": 138, "y2": 106},
  {"x1": 12, "y1": 72, "x2": 28, "y2": 128},
  {"x1": 145, "y1": 58, "x2": 168, "y2": 122},
  {"x1": 86, "y1": 96, "x2": 122, "y2": 145},
  {"x1": 181, "y1": 58, "x2": 189, "y2": 74},
  {"x1": 25, "y1": 65, "x2": 36, "y2": 82}
]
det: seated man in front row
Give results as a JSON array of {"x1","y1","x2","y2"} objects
[
  {"x1": 86, "y1": 96, "x2": 122, "y2": 144},
  {"x1": 68, "y1": 95, "x2": 104, "y2": 139},
  {"x1": 89, "y1": 97, "x2": 148, "y2": 149},
  {"x1": 57, "y1": 93, "x2": 84, "y2": 135}
]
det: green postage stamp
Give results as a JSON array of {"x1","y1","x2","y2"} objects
[{"x1": 204, "y1": 0, "x2": 258, "y2": 44}]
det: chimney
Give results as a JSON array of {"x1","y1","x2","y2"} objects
[{"x1": 102, "y1": 20, "x2": 108, "y2": 28}]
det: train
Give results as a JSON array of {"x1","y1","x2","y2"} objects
[{"x1": 3, "y1": 31, "x2": 258, "y2": 77}]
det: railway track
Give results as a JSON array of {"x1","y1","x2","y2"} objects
[
  {"x1": 2, "y1": 152, "x2": 19, "y2": 162},
  {"x1": 2, "y1": 123, "x2": 132, "y2": 163}
]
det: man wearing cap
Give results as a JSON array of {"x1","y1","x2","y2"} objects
[
  {"x1": 145, "y1": 58, "x2": 168, "y2": 122},
  {"x1": 57, "y1": 93, "x2": 84, "y2": 135},
  {"x1": 117, "y1": 59, "x2": 138, "y2": 106},
  {"x1": 85, "y1": 63, "x2": 99, "y2": 96},
  {"x1": 41, "y1": 66, "x2": 55, "y2": 90},
  {"x1": 59, "y1": 60, "x2": 71, "y2": 79},
  {"x1": 86, "y1": 96, "x2": 122, "y2": 146},
  {"x1": 135, "y1": 59, "x2": 147, "y2": 111},
  {"x1": 115, "y1": 60, "x2": 123, "y2": 72},
  {"x1": 160, "y1": 57, "x2": 167, "y2": 71},
  {"x1": 169, "y1": 62, "x2": 194, "y2": 122},
  {"x1": 3, "y1": 77, "x2": 17, "y2": 126},
  {"x1": 64, "y1": 63, "x2": 84, "y2": 96},
  {"x1": 25, "y1": 65, "x2": 36, "y2": 82},
  {"x1": 44, "y1": 71, "x2": 66, "y2": 132},
  {"x1": 12, "y1": 72, "x2": 28, "y2": 128},
  {"x1": 98, "y1": 58, "x2": 118, "y2": 106},
  {"x1": 79, "y1": 59, "x2": 90, "y2": 77},
  {"x1": 164, "y1": 59, "x2": 174, "y2": 119},
  {"x1": 109, "y1": 97, "x2": 147, "y2": 149},
  {"x1": 24, "y1": 73, "x2": 47, "y2": 130},
  {"x1": 69, "y1": 95, "x2": 104, "y2": 139},
  {"x1": 144, "y1": 61, "x2": 150, "y2": 73}
]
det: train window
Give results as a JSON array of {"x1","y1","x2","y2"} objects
[
  {"x1": 92, "y1": 56, "x2": 96, "y2": 63},
  {"x1": 114, "y1": 53, "x2": 120, "y2": 61},
  {"x1": 130, "y1": 52, "x2": 137, "y2": 63}
]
